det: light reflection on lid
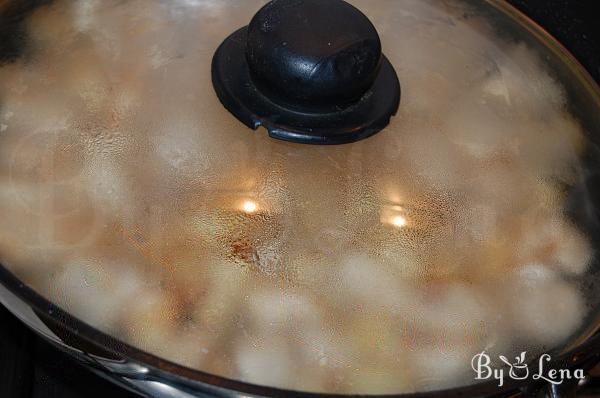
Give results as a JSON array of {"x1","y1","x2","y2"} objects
[{"x1": 241, "y1": 200, "x2": 258, "y2": 214}]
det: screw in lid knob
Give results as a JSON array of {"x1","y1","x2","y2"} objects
[
  {"x1": 246, "y1": 0, "x2": 382, "y2": 108},
  {"x1": 211, "y1": 0, "x2": 400, "y2": 145}
]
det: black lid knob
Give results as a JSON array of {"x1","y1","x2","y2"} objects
[
  {"x1": 212, "y1": 0, "x2": 400, "y2": 145},
  {"x1": 246, "y1": 0, "x2": 382, "y2": 108}
]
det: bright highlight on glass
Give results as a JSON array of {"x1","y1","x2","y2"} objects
[
  {"x1": 381, "y1": 204, "x2": 409, "y2": 229},
  {"x1": 391, "y1": 215, "x2": 408, "y2": 228},
  {"x1": 242, "y1": 200, "x2": 258, "y2": 214}
]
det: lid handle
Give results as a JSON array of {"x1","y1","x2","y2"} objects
[{"x1": 212, "y1": 0, "x2": 401, "y2": 145}]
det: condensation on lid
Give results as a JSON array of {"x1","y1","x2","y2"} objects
[{"x1": 0, "y1": 0, "x2": 598, "y2": 394}]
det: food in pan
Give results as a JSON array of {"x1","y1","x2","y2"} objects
[{"x1": 0, "y1": 0, "x2": 595, "y2": 394}]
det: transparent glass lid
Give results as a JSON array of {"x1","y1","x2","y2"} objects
[{"x1": 0, "y1": 0, "x2": 599, "y2": 394}]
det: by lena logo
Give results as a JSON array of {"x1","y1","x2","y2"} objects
[
  {"x1": 471, "y1": 351, "x2": 585, "y2": 387},
  {"x1": 499, "y1": 352, "x2": 529, "y2": 380}
]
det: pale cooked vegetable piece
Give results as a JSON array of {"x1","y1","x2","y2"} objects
[
  {"x1": 411, "y1": 343, "x2": 479, "y2": 391},
  {"x1": 234, "y1": 336, "x2": 297, "y2": 388},
  {"x1": 419, "y1": 284, "x2": 493, "y2": 345},
  {"x1": 335, "y1": 253, "x2": 421, "y2": 313},
  {"x1": 49, "y1": 259, "x2": 146, "y2": 332},
  {"x1": 552, "y1": 223, "x2": 594, "y2": 275},
  {"x1": 517, "y1": 216, "x2": 593, "y2": 276},
  {"x1": 506, "y1": 264, "x2": 584, "y2": 347}
]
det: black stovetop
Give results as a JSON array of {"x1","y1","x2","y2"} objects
[
  {"x1": 1, "y1": 1, "x2": 600, "y2": 397},
  {"x1": 0, "y1": 305, "x2": 136, "y2": 398}
]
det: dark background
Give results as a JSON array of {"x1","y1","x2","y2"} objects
[
  {"x1": 1, "y1": 1, "x2": 600, "y2": 397},
  {"x1": 508, "y1": 0, "x2": 600, "y2": 83}
]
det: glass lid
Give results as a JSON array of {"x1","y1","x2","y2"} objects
[{"x1": 0, "y1": 0, "x2": 599, "y2": 394}]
